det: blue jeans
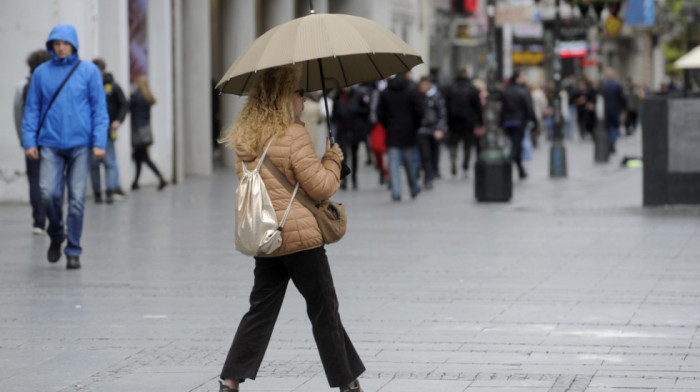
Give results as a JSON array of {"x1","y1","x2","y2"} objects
[
  {"x1": 388, "y1": 147, "x2": 420, "y2": 200},
  {"x1": 40, "y1": 146, "x2": 91, "y2": 256},
  {"x1": 90, "y1": 138, "x2": 120, "y2": 193},
  {"x1": 605, "y1": 114, "x2": 620, "y2": 148}
]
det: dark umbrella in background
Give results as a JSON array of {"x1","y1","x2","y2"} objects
[{"x1": 216, "y1": 2, "x2": 423, "y2": 177}]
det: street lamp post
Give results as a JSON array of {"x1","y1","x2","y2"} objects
[
  {"x1": 550, "y1": 0, "x2": 568, "y2": 177},
  {"x1": 475, "y1": 0, "x2": 513, "y2": 202}
]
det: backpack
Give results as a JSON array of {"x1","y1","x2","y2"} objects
[
  {"x1": 446, "y1": 82, "x2": 475, "y2": 121},
  {"x1": 234, "y1": 137, "x2": 299, "y2": 256}
]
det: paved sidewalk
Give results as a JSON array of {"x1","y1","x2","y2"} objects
[{"x1": 1, "y1": 133, "x2": 699, "y2": 392}]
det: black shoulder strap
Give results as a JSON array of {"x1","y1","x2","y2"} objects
[{"x1": 35, "y1": 60, "x2": 81, "y2": 142}]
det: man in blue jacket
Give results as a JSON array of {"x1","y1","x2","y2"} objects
[{"x1": 22, "y1": 24, "x2": 109, "y2": 270}]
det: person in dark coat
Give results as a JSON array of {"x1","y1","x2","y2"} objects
[
  {"x1": 444, "y1": 68, "x2": 483, "y2": 177},
  {"x1": 331, "y1": 84, "x2": 372, "y2": 189},
  {"x1": 601, "y1": 68, "x2": 627, "y2": 153},
  {"x1": 90, "y1": 58, "x2": 129, "y2": 203},
  {"x1": 500, "y1": 70, "x2": 537, "y2": 179},
  {"x1": 417, "y1": 76, "x2": 447, "y2": 189},
  {"x1": 377, "y1": 73, "x2": 423, "y2": 201}
]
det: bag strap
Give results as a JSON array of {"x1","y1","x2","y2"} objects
[
  {"x1": 262, "y1": 156, "x2": 319, "y2": 216},
  {"x1": 278, "y1": 182, "x2": 300, "y2": 229},
  {"x1": 36, "y1": 60, "x2": 82, "y2": 143}
]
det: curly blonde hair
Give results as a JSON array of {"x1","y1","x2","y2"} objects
[{"x1": 219, "y1": 65, "x2": 300, "y2": 152}]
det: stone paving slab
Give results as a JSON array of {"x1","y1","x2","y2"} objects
[{"x1": 2, "y1": 133, "x2": 700, "y2": 391}]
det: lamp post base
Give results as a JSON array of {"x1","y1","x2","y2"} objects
[
  {"x1": 594, "y1": 121, "x2": 610, "y2": 163},
  {"x1": 549, "y1": 141, "x2": 567, "y2": 177},
  {"x1": 475, "y1": 156, "x2": 512, "y2": 202}
]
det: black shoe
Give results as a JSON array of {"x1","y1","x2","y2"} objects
[
  {"x1": 94, "y1": 192, "x2": 103, "y2": 204},
  {"x1": 158, "y1": 180, "x2": 168, "y2": 191},
  {"x1": 219, "y1": 381, "x2": 238, "y2": 392},
  {"x1": 411, "y1": 187, "x2": 421, "y2": 199},
  {"x1": 66, "y1": 255, "x2": 81, "y2": 270},
  {"x1": 131, "y1": 182, "x2": 139, "y2": 191},
  {"x1": 47, "y1": 237, "x2": 65, "y2": 263},
  {"x1": 340, "y1": 380, "x2": 363, "y2": 392},
  {"x1": 105, "y1": 190, "x2": 114, "y2": 204}
]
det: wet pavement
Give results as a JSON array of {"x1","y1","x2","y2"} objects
[{"x1": 1, "y1": 132, "x2": 700, "y2": 392}]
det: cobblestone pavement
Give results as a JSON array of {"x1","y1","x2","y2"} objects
[{"x1": 2, "y1": 132, "x2": 700, "y2": 392}]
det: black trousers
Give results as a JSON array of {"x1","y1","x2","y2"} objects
[
  {"x1": 220, "y1": 247, "x2": 365, "y2": 387},
  {"x1": 447, "y1": 127, "x2": 481, "y2": 171}
]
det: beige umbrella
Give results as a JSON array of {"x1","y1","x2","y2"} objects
[
  {"x1": 216, "y1": 12, "x2": 423, "y2": 95},
  {"x1": 674, "y1": 45, "x2": 700, "y2": 69}
]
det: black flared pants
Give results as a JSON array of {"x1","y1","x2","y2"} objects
[{"x1": 220, "y1": 247, "x2": 365, "y2": 387}]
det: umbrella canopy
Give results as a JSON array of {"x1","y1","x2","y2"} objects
[
  {"x1": 216, "y1": 13, "x2": 423, "y2": 95},
  {"x1": 674, "y1": 45, "x2": 700, "y2": 69}
]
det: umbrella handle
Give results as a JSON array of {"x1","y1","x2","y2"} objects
[{"x1": 317, "y1": 58, "x2": 351, "y2": 179}]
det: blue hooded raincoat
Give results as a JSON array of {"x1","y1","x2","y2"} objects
[{"x1": 22, "y1": 24, "x2": 108, "y2": 150}]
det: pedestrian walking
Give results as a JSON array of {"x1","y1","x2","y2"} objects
[
  {"x1": 601, "y1": 68, "x2": 627, "y2": 154},
  {"x1": 416, "y1": 76, "x2": 447, "y2": 190},
  {"x1": 332, "y1": 84, "x2": 372, "y2": 190},
  {"x1": 14, "y1": 49, "x2": 51, "y2": 236},
  {"x1": 377, "y1": 72, "x2": 423, "y2": 201},
  {"x1": 22, "y1": 24, "x2": 110, "y2": 269},
  {"x1": 129, "y1": 75, "x2": 167, "y2": 191},
  {"x1": 500, "y1": 70, "x2": 537, "y2": 179},
  {"x1": 217, "y1": 65, "x2": 365, "y2": 392},
  {"x1": 444, "y1": 68, "x2": 483, "y2": 178},
  {"x1": 90, "y1": 58, "x2": 129, "y2": 203}
]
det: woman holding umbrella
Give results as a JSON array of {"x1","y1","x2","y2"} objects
[{"x1": 218, "y1": 65, "x2": 365, "y2": 392}]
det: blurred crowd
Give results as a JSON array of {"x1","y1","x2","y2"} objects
[{"x1": 301, "y1": 67, "x2": 652, "y2": 201}]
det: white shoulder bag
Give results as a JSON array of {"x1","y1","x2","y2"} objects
[{"x1": 234, "y1": 137, "x2": 299, "y2": 256}]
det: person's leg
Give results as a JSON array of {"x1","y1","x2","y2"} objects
[
  {"x1": 104, "y1": 138, "x2": 120, "y2": 194},
  {"x1": 388, "y1": 147, "x2": 402, "y2": 200},
  {"x1": 89, "y1": 154, "x2": 102, "y2": 199},
  {"x1": 431, "y1": 136, "x2": 441, "y2": 178},
  {"x1": 606, "y1": 116, "x2": 619, "y2": 152},
  {"x1": 350, "y1": 143, "x2": 359, "y2": 188},
  {"x1": 142, "y1": 151, "x2": 167, "y2": 188},
  {"x1": 39, "y1": 147, "x2": 67, "y2": 243},
  {"x1": 416, "y1": 134, "x2": 433, "y2": 187},
  {"x1": 462, "y1": 129, "x2": 475, "y2": 173},
  {"x1": 446, "y1": 129, "x2": 460, "y2": 176},
  {"x1": 63, "y1": 146, "x2": 91, "y2": 257},
  {"x1": 506, "y1": 126, "x2": 526, "y2": 178},
  {"x1": 221, "y1": 258, "x2": 290, "y2": 384},
  {"x1": 288, "y1": 248, "x2": 365, "y2": 388},
  {"x1": 402, "y1": 147, "x2": 421, "y2": 197},
  {"x1": 26, "y1": 156, "x2": 46, "y2": 230}
]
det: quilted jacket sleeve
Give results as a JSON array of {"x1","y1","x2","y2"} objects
[{"x1": 288, "y1": 123, "x2": 341, "y2": 201}]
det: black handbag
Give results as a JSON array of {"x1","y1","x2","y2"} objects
[{"x1": 131, "y1": 125, "x2": 153, "y2": 148}]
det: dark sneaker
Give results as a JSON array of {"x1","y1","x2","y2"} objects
[
  {"x1": 94, "y1": 192, "x2": 103, "y2": 204},
  {"x1": 218, "y1": 381, "x2": 238, "y2": 392},
  {"x1": 66, "y1": 255, "x2": 81, "y2": 270},
  {"x1": 105, "y1": 191, "x2": 114, "y2": 204},
  {"x1": 158, "y1": 180, "x2": 168, "y2": 191},
  {"x1": 47, "y1": 237, "x2": 65, "y2": 263},
  {"x1": 111, "y1": 188, "x2": 127, "y2": 201},
  {"x1": 340, "y1": 380, "x2": 363, "y2": 392}
]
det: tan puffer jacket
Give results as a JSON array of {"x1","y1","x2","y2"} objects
[{"x1": 235, "y1": 121, "x2": 342, "y2": 257}]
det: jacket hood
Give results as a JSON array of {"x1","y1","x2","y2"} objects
[
  {"x1": 46, "y1": 25, "x2": 79, "y2": 59},
  {"x1": 388, "y1": 74, "x2": 409, "y2": 91}
]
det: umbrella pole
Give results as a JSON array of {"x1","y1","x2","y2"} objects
[{"x1": 317, "y1": 58, "x2": 351, "y2": 178}]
